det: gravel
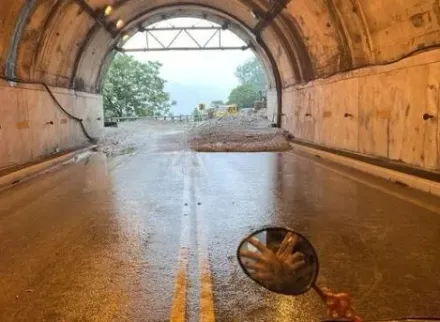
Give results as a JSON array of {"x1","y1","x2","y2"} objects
[
  {"x1": 188, "y1": 110, "x2": 292, "y2": 152},
  {"x1": 97, "y1": 124, "x2": 138, "y2": 157},
  {"x1": 97, "y1": 120, "x2": 189, "y2": 157},
  {"x1": 97, "y1": 110, "x2": 292, "y2": 155}
]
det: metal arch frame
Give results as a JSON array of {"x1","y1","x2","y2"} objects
[{"x1": 117, "y1": 25, "x2": 250, "y2": 52}]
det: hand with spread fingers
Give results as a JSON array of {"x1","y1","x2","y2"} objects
[{"x1": 239, "y1": 232, "x2": 306, "y2": 291}]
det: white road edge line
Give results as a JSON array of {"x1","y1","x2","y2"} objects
[
  {"x1": 170, "y1": 153, "x2": 191, "y2": 322},
  {"x1": 195, "y1": 154, "x2": 215, "y2": 322}
]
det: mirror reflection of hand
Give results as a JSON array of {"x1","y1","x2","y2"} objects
[{"x1": 240, "y1": 232, "x2": 306, "y2": 289}]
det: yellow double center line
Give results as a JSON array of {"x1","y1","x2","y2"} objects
[{"x1": 170, "y1": 153, "x2": 215, "y2": 322}]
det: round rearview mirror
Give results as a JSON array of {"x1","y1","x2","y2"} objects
[{"x1": 237, "y1": 227, "x2": 319, "y2": 295}]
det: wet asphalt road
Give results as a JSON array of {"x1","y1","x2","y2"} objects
[{"x1": 1, "y1": 125, "x2": 440, "y2": 322}]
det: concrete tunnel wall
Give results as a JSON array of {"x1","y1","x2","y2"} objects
[
  {"x1": 1, "y1": 0, "x2": 440, "y2": 171},
  {"x1": 0, "y1": 80, "x2": 103, "y2": 169},
  {"x1": 284, "y1": 50, "x2": 440, "y2": 170}
]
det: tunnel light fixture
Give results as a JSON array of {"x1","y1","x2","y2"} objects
[
  {"x1": 104, "y1": 6, "x2": 113, "y2": 16},
  {"x1": 122, "y1": 34, "x2": 129, "y2": 41},
  {"x1": 116, "y1": 19, "x2": 124, "y2": 29}
]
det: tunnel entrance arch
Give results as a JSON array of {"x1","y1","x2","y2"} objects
[{"x1": 91, "y1": 4, "x2": 283, "y2": 125}]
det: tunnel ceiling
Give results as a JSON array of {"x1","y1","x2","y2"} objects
[{"x1": 1, "y1": 0, "x2": 440, "y2": 93}]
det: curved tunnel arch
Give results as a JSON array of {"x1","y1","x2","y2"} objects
[
  {"x1": 68, "y1": 1, "x2": 312, "y2": 126},
  {"x1": 91, "y1": 4, "x2": 282, "y2": 95},
  {"x1": 5, "y1": 0, "x2": 313, "y2": 92},
  {"x1": 3, "y1": 1, "x2": 440, "y2": 88},
  {"x1": 72, "y1": 1, "x2": 301, "y2": 100}
]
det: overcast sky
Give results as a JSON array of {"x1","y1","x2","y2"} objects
[{"x1": 124, "y1": 18, "x2": 255, "y2": 114}]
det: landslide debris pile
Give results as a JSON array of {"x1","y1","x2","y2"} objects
[{"x1": 188, "y1": 112, "x2": 291, "y2": 152}]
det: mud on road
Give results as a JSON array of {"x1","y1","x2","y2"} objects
[{"x1": 98, "y1": 113, "x2": 291, "y2": 155}]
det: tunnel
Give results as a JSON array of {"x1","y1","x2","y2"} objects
[{"x1": 1, "y1": 0, "x2": 440, "y2": 172}]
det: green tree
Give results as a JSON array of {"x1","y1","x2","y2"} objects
[
  {"x1": 227, "y1": 57, "x2": 266, "y2": 110},
  {"x1": 103, "y1": 54, "x2": 171, "y2": 118},
  {"x1": 235, "y1": 57, "x2": 267, "y2": 91},
  {"x1": 228, "y1": 83, "x2": 259, "y2": 109}
]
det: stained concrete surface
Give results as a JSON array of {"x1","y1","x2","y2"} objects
[
  {"x1": 0, "y1": 82, "x2": 103, "y2": 170},
  {"x1": 1, "y1": 124, "x2": 440, "y2": 321}
]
